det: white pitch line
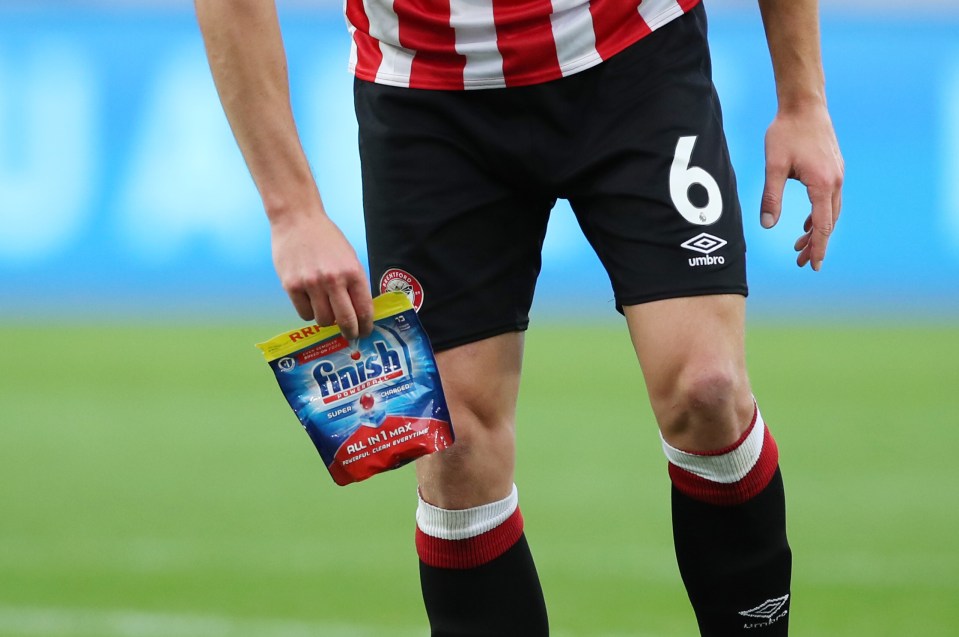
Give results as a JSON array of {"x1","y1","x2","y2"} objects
[
  {"x1": 0, "y1": 605, "x2": 662, "y2": 637},
  {"x1": 0, "y1": 606, "x2": 425, "y2": 637}
]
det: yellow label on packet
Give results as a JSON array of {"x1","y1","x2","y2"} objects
[{"x1": 256, "y1": 291, "x2": 413, "y2": 361}]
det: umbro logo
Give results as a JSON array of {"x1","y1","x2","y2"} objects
[
  {"x1": 681, "y1": 232, "x2": 727, "y2": 255},
  {"x1": 682, "y1": 232, "x2": 727, "y2": 266},
  {"x1": 739, "y1": 594, "x2": 789, "y2": 629}
]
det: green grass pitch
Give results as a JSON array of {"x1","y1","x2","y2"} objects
[{"x1": 1, "y1": 320, "x2": 957, "y2": 636}]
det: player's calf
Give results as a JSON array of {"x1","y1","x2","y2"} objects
[
  {"x1": 416, "y1": 485, "x2": 549, "y2": 637},
  {"x1": 665, "y1": 404, "x2": 792, "y2": 636}
]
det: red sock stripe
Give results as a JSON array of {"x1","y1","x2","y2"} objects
[
  {"x1": 416, "y1": 508, "x2": 524, "y2": 569},
  {"x1": 668, "y1": 426, "x2": 780, "y2": 506}
]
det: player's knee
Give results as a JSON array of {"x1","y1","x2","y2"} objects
[
  {"x1": 443, "y1": 408, "x2": 515, "y2": 471},
  {"x1": 430, "y1": 391, "x2": 515, "y2": 469},
  {"x1": 417, "y1": 395, "x2": 516, "y2": 509},
  {"x1": 655, "y1": 363, "x2": 747, "y2": 445},
  {"x1": 448, "y1": 389, "x2": 516, "y2": 437},
  {"x1": 681, "y1": 365, "x2": 739, "y2": 413}
]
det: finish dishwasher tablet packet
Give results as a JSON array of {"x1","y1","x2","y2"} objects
[{"x1": 256, "y1": 292, "x2": 454, "y2": 486}]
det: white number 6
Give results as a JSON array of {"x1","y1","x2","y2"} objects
[{"x1": 669, "y1": 135, "x2": 722, "y2": 225}]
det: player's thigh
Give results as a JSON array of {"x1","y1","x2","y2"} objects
[
  {"x1": 624, "y1": 294, "x2": 754, "y2": 451},
  {"x1": 565, "y1": 3, "x2": 746, "y2": 312},
  {"x1": 355, "y1": 79, "x2": 554, "y2": 353},
  {"x1": 416, "y1": 331, "x2": 524, "y2": 509},
  {"x1": 561, "y1": 7, "x2": 753, "y2": 448}
]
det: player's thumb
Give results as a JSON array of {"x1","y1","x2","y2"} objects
[{"x1": 760, "y1": 168, "x2": 787, "y2": 229}]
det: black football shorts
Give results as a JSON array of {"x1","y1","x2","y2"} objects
[{"x1": 355, "y1": 3, "x2": 746, "y2": 351}]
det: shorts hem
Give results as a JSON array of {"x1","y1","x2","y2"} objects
[
  {"x1": 615, "y1": 286, "x2": 748, "y2": 314},
  {"x1": 428, "y1": 322, "x2": 531, "y2": 353}
]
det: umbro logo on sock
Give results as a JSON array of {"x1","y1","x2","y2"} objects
[{"x1": 739, "y1": 594, "x2": 789, "y2": 629}]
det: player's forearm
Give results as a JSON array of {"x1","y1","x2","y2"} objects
[
  {"x1": 758, "y1": 0, "x2": 827, "y2": 112},
  {"x1": 196, "y1": 0, "x2": 321, "y2": 221}
]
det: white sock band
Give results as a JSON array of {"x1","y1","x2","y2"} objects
[
  {"x1": 661, "y1": 407, "x2": 766, "y2": 484},
  {"x1": 416, "y1": 484, "x2": 519, "y2": 541}
]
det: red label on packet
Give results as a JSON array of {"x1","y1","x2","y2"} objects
[
  {"x1": 256, "y1": 293, "x2": 454, "y2": 485},
  {"x1": 329, "y1": 416, "x2": 451, "y2": 485}
]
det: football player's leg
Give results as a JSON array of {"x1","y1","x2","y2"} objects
[
  {"x1": 415, "y1": 332, "x2": 548, "y2": 637},
  {"x1": 625, "y1": 294, "x2": 791, "y2": 636},
  {"x1": 355, "y1": 78, "x2": 553, "y2": 637}
]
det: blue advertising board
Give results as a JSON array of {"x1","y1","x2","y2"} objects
[{"x1": 1, "y1": 7, "x2": 958, "y2": 318}]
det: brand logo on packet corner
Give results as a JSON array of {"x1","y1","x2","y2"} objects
[
  {"x1": 380, "y1": 268, "x2": 424, "y2": 312},
  {"x1": 682, "y1": 232, "x2": 727, "y2": 267},
  {"x1": 313, "y1": 341, "x2": 408, "y2": 404},
  {"x1": 739, "y1": 594, "x2": 789, "y2": 629}
]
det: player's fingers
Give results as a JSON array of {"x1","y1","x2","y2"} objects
[
  {"x1": 310, "y1": 293, "x2": 336, "y2": 328},
  {"x1": 348, "y1": 278, "x2": 375, "y2": 338},
  {"x1": 807, "y1": 187, "x2": 834, "y2": 272},
  {"x1": 329, "y1": 286, "x2": 360, "y2": 341},
  {"x1": 832, "y1": 148, "x2": 845, "y2": 222},
  {"x1": 797, "y1": 242, "x2": 812, "y2": 268},
  {"x1": 289, "y1": 290, "x2": 316, "y2": 322},
  {"x1": 760, "y1": 166, "x2": 788, "y2": 229},
  {"x1": 794, "y1": 214, "x2": 814, "y2": 253}
]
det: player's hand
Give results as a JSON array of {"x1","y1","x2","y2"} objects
[
  {"x1": 759, "y1": 102, "x2": 844, "y2": 271},
  {"x1": 270, "y1": 209, "x2": 374, "y2": 340}
]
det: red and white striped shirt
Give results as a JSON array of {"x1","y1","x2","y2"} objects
[{"x1": 346, "y1": 0, "x2": 702, "y2": 90}]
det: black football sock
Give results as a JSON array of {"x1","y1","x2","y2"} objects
[
  {"x1": 416, "y1": 485, "x2": 549, "y2": 637},
  {"x1": 664, "y1": 405, "x2": 792, "y2": 636}
]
